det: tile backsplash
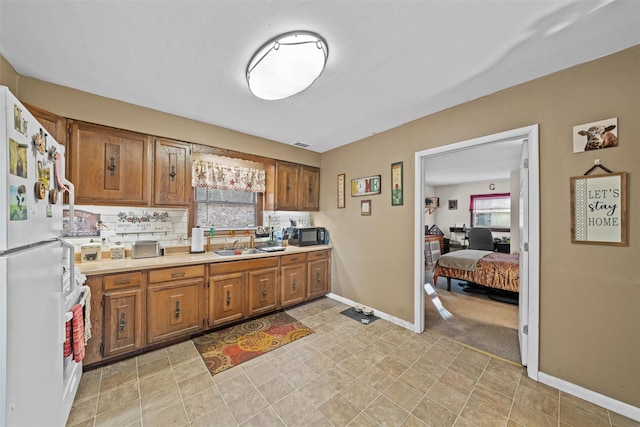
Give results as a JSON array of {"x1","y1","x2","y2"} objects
[
  {"x1": 64, "y1": 205, "x2": 189, "y2": 252},
  {"x1": 63, "y1": 206, "x2": 314, "y2": 253}
]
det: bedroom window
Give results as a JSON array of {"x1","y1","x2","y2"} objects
[{"x1": 470, "y1": 193, "x2": 510, "y2": 231}]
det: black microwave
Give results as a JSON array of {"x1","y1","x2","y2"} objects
[{"x1": 288, "y1": 227, "x2": 329, "y2": 246}]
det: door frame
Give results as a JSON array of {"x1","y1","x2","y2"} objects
[{"x1": 413, "y1": 124, "x2": 540, "y2": 379}]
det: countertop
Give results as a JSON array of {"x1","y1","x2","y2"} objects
[{"x1": 77, "y1": 244, "x2": 332, "y2": 276}]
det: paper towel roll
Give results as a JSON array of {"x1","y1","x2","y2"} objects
[{"x1": 191, "y1": 227, "x2": 205, "y2": 253}]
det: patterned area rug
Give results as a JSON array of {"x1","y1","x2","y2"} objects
[{"x1": 193, "y1": 311, "x2": 314, "y2": 375}]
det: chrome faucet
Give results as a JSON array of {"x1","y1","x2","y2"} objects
[{"x1": 231, "y1": 240, "x2": 240, "y2": 249}]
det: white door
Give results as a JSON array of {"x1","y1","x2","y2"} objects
[{"x1": 518, "y1": 139, "x2": 529, "y2": 365}]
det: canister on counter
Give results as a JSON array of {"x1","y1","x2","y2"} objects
[
  {"x1": 80, "y1": 242, "x2": 102, "y2": 262},
  {"x1": 110, "y1": 243, "x2": 125, "y2": 260}
]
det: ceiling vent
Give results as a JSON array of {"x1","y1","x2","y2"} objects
[{"x1": 293, "y1": 142, "x2": 310, "y2": 148}]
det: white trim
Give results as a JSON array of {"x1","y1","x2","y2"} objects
[
  {"x1": 538, "y1": 372, "x2": 640, "y2": 422},
  {"x1": 414, "y1": 124, "x2": 540, "y2": 380},
  {"x1": 326, "y1": 293, "x2": 415, "y2": 331}
]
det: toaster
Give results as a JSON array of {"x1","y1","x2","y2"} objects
[{"x1": 131, "y1": 240, "x2": 161, "y2": 259}]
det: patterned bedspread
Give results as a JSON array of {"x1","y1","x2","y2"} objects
[{"x1": 433, "y1": 251, "x2": 520, "y2": 292}]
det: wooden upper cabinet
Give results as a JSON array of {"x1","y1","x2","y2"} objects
[
  {"x1": 69, "y1": 121, "x2": 152, "y2": 206},
  {"x1": 274, "y1": 161, "x2": 320, "y2": 211},
  {"x1": 154, "y1": 138, "x2": 192, "y2": 206},
  {"x1": 275, "y1": 161, "x2": 300, "y2": 211},
  {"x1": 299, "y1": 166, "x2": 320, "y2": 211},
  {"x1": 24, "y1": 103, "x2": 67, "y2": 147}
]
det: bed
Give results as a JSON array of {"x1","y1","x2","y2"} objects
[{"x1": 433, "y1": 249, "x2": 520, "y2": 293}]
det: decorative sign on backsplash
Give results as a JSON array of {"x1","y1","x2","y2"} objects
[
  {"x1": 114, "y1": 211, "x2": 173, "y2": 234},
  {"x1": 115, "y1": 221, "x2": 173, "y2": 234}
]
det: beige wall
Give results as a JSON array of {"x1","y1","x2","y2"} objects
[
  {"x1": 317, "y1": 45, "x2": 639, "y2": 407},
  {"x1": 0, "y1": 55, "x2": 19, "y2": 93}
]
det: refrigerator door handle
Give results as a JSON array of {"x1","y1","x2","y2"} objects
[
  {"x1": 62, "y1": 180, "x2": 75, "y2": 236},
  {"x1": 59, "y1": 239, "x2": 75, "y2": 291}
]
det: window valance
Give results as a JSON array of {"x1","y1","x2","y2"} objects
[{"x1": 192, "y1": 160, "x2": 266, "y2": 192}]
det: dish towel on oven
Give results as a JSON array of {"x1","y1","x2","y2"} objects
[
  {"x1": 71, "y1": 303, "x2": 85, "y2": 362},
  {"x1": 80, "y1": 283, "x2": 92, "y2": 345},
  {"x1": 63, "y1": 320, "x2": 72, "y2": 357}
]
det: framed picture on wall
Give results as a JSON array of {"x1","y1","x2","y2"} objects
[
  {"x1": 351, "y1": 175, "x2": 381, "y2": 196},
  {"x1": 570, "y1": 172, "x2": 627, "y2": 245},
  {"x1": 361, "y1": 200, "x2": 372, "y2": 216},
  {"x1": 391, "y1": 162, "x2": 403, "y2": 206},
  {"x1": 448, "y1": 199, "x2": 458, "y2": 210},
  {"x1": 337, "y1": 173, "x2": 346, "y2": 208},
  {"x1": 573, "y1": 117, "x2": 618, "y2": 153}
]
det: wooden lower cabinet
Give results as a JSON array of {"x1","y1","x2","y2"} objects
[
  {"x1": 147, "y1": 265, "x2": 205, "y2": 344},
  {"x1": 280, "y1": 253, "x2": 307, "y2": 307},
  {"x1": 101, "y1": 272, "x2": 145, "y2": 359},
  {"x1": 208, "y1": 257, "x2": 280, "y2": 326},
  {"x1": 247, "y1": 267, "x2": 279, "y2": 316},
  {"x1": 307, "y1": 250, "x2": 330, "y2": 299},
  {"x1": 208, "y1": 272, "x2": 245, "y2": 326}
]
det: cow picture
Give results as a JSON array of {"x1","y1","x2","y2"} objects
[{"x1": 573, "y1": 118, "x2": 618, "y2": 153}]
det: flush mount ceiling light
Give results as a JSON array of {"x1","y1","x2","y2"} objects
[{"x1": 246, "y1": 31, "x2": 328, "y2": 101}]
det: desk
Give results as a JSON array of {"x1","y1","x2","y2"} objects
[{"x1": 494, "y1": 242, "x2": 510, "y2": 253}]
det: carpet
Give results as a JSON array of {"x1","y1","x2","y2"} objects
[
  {"x1": 193, "y1": 311, "x2": 314, "y2": 375},
  {"x1": 426, "y1": 279, "x2": 521, "y2": 364}
]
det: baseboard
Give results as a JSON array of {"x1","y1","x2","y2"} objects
[
  {"x1": 326, "y1": 293, "x2": 415, "y2": 331},
  {"x1": 538, "y1": 372, "x2": 640, "y2": 422}
]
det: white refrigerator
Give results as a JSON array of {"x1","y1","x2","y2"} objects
[{"x1": 0, "y1": 86, "x2": 80, "y2": 426}]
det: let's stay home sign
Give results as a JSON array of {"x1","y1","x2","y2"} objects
[{"x1": 572, "y1": 173, "x2": 626, "y2": 245}]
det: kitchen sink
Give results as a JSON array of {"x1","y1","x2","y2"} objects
[{"x1": 212, "y1": 248, "x2": 261, "y2": 257}]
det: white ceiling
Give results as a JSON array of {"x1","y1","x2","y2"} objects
[{"x1": 1, "y1": 0, "x2": 639, "y2": 156}]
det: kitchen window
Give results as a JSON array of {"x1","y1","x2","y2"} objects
[
  {"x1": 191, "y1": 158, "x2": 266, "y2": 229},
  {"x1": 470, "y1": 193, "x2": 510, "y2": 231},
  {"x1": 194, "y1": 188, "x2": 259, "y2": 228}
]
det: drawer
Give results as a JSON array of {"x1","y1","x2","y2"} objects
[
  {"x1": 149, "y1": 265, "x2": 205, "y2": 283},
  {"x1": 210, "y1": 257, "x2": 278, "y2": 275},
  {"x1": 104, "y1": 272, "x2": 143, "y2": 290},
  {"x1": 281, "y1": 253, "x2": 307, "y2": 266},
  {"x1": 307, "y1": 250, "x2": 330, "y2": 261}
]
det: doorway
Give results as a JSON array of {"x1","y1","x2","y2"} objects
[{"x1": 413, "y1": 125, "x2": 540, "y2": 379}]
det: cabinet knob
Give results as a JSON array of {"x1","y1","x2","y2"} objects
[
  {"x1": 169, "y1": 165, "x2": 176, "y2": 181},
  {"x1": 119, "y1": 312, "x2": 126, "y2": 332},
  {"x1": 262, "y1": 285, "x2": 267, "y2": 297},
  {"x1": 107, "y1": 157, "x2": 117, "y2": 176},
  {"x1": 174, "y1": 301, "x2": 181, "y2": 319},
  {"x1": 292, "y1": 278, "x2": 297, "y2": 290},
  {"x1": 226, "y1": 290, "x2": 231, "y2": 306},
  {"x1": 316, "y1": 272, "x2": 321, "y2": 283}
]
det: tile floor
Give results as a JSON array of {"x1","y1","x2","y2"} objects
[{"x1": 66, "y1": 297, "x2": 638, "y2": 427}]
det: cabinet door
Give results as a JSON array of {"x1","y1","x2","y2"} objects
[
  {"x1": 147, "y1": 279, "x2": 203, "y2": 344},
  {"x1": 247, "y1": 267, "x2": 279, "y2": 316},
  {"x1": 308, "y1": 258, "x2": 330, "y2": 299},
  {"x1": 103, "y1": 289, "x2": 143, "y2": 357},
  {"x1": 24, "y1": 103, "x2": 67, "y2": 147},
  {"x1": 281, "y1": 264, "x2": 307, "y2": 307},
  {"x1": 69, "y1": 121, "x2": 152, "y2": 205},
  {"x1": 275, "y1": 162, "x2": 299, "y2": 210},
  {"x1": 209, "y1": 273, "x2": 245, "y2": 326},
  {"x1": 154, "y1": 138, "x2": 191, "y2": 206},
  {"x1": 299, "y1": 166, "x2": 320, "y2": 211}
]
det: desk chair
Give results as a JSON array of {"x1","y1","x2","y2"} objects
[{"x1": 468, "y1": 228, "x2": 494, "y2": 250}]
